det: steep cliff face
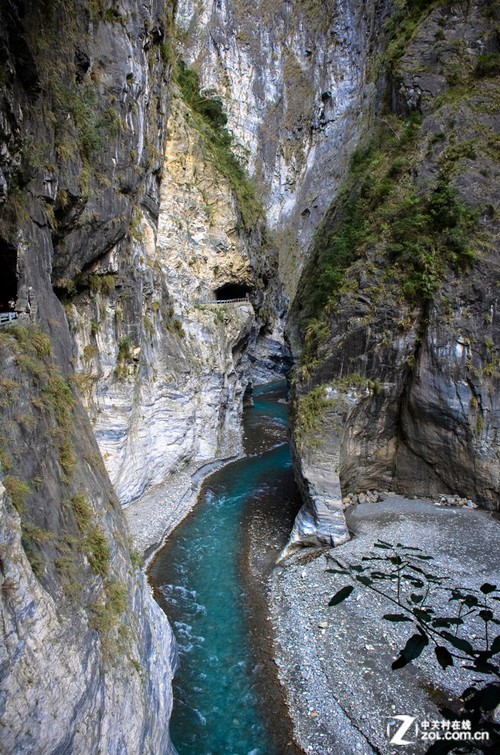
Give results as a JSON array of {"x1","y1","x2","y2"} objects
[
  {"x1": 287, "y1": 0, "x2": 500, "y2": 549},
  {"x1": 2, "y1": 0, "x2": 498, "y2": 746},
  {"x1": 0, "y1": 0, "x2": 177, "y2": 750},
  {"x1": 66, "y1": 90, "x2": 285, "y2": 510},
  {"x1": 175, "y1": 0, "x2": 392, "y2": 297}
]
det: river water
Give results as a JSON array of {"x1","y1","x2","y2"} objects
[{"x1": 149, "y1": 380, "x2": 302, "y2": 755}]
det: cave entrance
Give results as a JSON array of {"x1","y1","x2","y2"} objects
[
  {"x1": 214, "y1": 282, "x2": 251, "y2": 301},
  {"x1": 0, "y1": 243, "x2": 18, "y2": 311}
]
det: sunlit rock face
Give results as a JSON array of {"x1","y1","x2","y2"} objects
[
  {"x1": 0, "y1": 0, "x2": 178, "y2": 750},
  {"x1": 285, "y1": 0, "x2": 500, "y2": 550},
  {"x1": 176, "y1": 0, "x2": 391, "y2": 297},
  {"x1": 68, "y1": 95, "x2": 280, "y2": 507},
  {"x1": 0, "y1": 484, "x2": 176, "y2": 755}
]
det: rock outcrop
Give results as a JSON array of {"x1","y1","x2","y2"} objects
[
  {"x1": 0, "y1": 1, "x2": 178, "y2": 750},
  {"x1": 67, "y1": 93, "x2": 264, "y2": 507},
  {"x1": 287, "y1": 0, "x2": 500, "y2": 550},
  {"x1": 0, "y1": 324, "x2": 177, "y2": 753},
  {"x1": 175, "y1": 0, "x2": 392, "y2": 298},
  {"x1": 0, "y1": 0, "x2": 291, "y2": 745}
]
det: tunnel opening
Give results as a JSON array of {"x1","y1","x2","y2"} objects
[
  {"x1": 214, "y1": 282, "x2": 252, "y2": 301},
  {"x1": 0, "y1": 243, "x2": 18, "y2": 310}
]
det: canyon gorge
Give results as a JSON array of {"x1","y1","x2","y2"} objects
[{"x1": 0, "y1": 0, "x2": 498, "y2": 752}]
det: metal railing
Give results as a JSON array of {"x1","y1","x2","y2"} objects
[
  {"x1": 0, "y1": 312, "x2": 18, "y2": 325},
  {"x1": 199, "y1": 297, "x2": 251, "y2": 305}
]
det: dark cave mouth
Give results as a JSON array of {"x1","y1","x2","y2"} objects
[
  {"x1": 0, "y1": 243, "x2": 18, "y2": 310},
  {"x1": 214, "y1": 282, "x2": 252, "y2": 301}
]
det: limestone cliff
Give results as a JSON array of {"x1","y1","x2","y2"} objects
[
  {"x1": 1, "y1": 0, "x2": 499, "y2": 747},
  {"x1": 66, "y1": 90, "x2": 285, "y2": 513},
  {"x1": 175, "y1": 0, "x2": 392, "y2": 298},
  {"x1": 287, "y1": 0, "x2": 500, "y2": 549},
  {"x1": 0, "y1": 0, "x2": 290, "y2": 746},
  {"x1": 0, "y1": 0, "x2": 177, "y2": 750}
]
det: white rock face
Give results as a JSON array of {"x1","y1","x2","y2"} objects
[
  {"x1": 69, "y1": 97, "x2": 277, "y2": 516},
  {"x1": 176, "y1": 0, "x2": 383, "y2": 295},
  {"x1": 0, "y1": 483, "x2": 176, "y2": 754},
  {"x1": 66, "y1": 0, "x2": 386, "y2": 545},
  {"x1": 280, "y1": 392, "x2": 353, "y2": 558}
]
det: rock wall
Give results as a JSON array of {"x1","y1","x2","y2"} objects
[
  {"x1": 287, "y1": 0, "x2": 500, "y2": 549},
  {"x1": 0, "y1": 0, "x2": 178, "y2": 750},
  {"x1": 175, "y1": 0, "x2": 392, "y2": 298},
  {"x1": 67, "y1": 94, "x2": 257, "y2": 506},
  {"x1": 0, "y1": 0, "x2": 290, "y2": 743}
]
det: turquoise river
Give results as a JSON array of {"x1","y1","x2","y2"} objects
[{"x1": 149, "y1": 380, "x2": 302, "y2": 755}]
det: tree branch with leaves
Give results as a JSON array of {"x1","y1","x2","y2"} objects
[{"x1": 327, "y1": 540, "x2": 500, "y2": 753}]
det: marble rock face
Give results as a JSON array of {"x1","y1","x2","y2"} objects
[
  {"x1": 175, "y1": 0, "x2": 391, "y2": 298},
  {"x1": 69, "y1": 96, "x2": 278, "y2": 508},
  {"x1": 0, "y1": 1, "x2": 179, "y2": 750},
  {"x1": 286, "y1": 0, "x2": 500, "y2": 552}
]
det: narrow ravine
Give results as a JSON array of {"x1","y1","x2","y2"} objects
[{"x1": 149, "y1": 381, "x2": 302, "y2": 755}]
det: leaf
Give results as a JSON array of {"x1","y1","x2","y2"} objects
[
  {"x1": 461, "y1": 685, "x2": 478, "y2": 703},
  {"x1": 480, "y1": 583, "x2": 497, "y2": 594},
  {"x1": 374, "y1": 539, "x2": 393, "y2": 549},
  {"x1": 479, "y1": 609, "x2": 493, "y2": 622},
  {"x1": 491, "y1": 634, "x2": 500, "y2": 654},
  {"x1": 328, "y1": 585, "x2": 354, "y2": 606},
  {"x1": 414, "y1": 554, "x2": 434, "y2": 561},
  {"x1": 431, "y1": 617, "x2": 463, "y2": 628},
  {"x1": 435, "y1": 645, "x2": 454, "y2": 670},
  {"x1": 410, "y1": 593, "x2": 424, "y2": 604},
  {"x1": 350, "y1": 564, "x2": 364, "y2": 573},
  {"x1": 463, "y1": 594, "x2": 479, "y2": 607},
  {"x1": 408, "y1": 579, "x2": 424, "y2": 589},
  {"x1": 392, "y1": 633, "x2": 429, "y2": 669},
  {"x1": 407, "y1": 564, "x2": 426, "y2": 574},
  {"x1": 477, "y1": 683, "x2": 500, "y2": 711},
  {"x1": 414, "y1": 608, "x2": 433, "y2": 622},
  {"x1": 382, "y1": 613, "x2": 412, "y2": 622},
  {"x1": 371, "y1": 570, "x2": 391, "y2": 579},
  {"x1": 463, "y1": 661, "x2": 498, "y2": 674},
  {"x1": 389, "y1": 555, "x2": 403, "y2": 565},
  {"x1": 440, "y1": 631, "x2": 474, "y2": 655}
]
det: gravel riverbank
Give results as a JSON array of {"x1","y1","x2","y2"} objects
[
  {"x1": 124, "y1": 454, "x2": 240, "y2": 559},
  {"x1": 269, "y1": 496, "x2": 500, "y2": 754},
  {"x1": 124, "y1": 401, "x2": 499, "y2": 754}
]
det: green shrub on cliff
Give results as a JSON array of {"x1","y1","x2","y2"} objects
[
  {"x1": 384, "y1": 0, "x2": 448, "y2": 70},
  {"x1": 294, "y1": 385, "x2": 333, "y2": 450},
  {"x1": 175, "y1": 61, "x2": 262, "y2": 228},
  {"x1": 475, "y1": 52, "x2": 500, "y2": 78},
  {"x1": 301, "y1": 111, "x2": 478, "y2": 325},
  {"x1": 3, "y1": 475, "x2": 31, "y2": 515},
  {"x1": 386, "y1": 181, "x2": 477, "y2": 299},
  {"x1": 177, "y1": 61, "x2": 228, "y2": 129},
  {"x1": 84, "y1": 525, "x2": 111, "y2": 577}
]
